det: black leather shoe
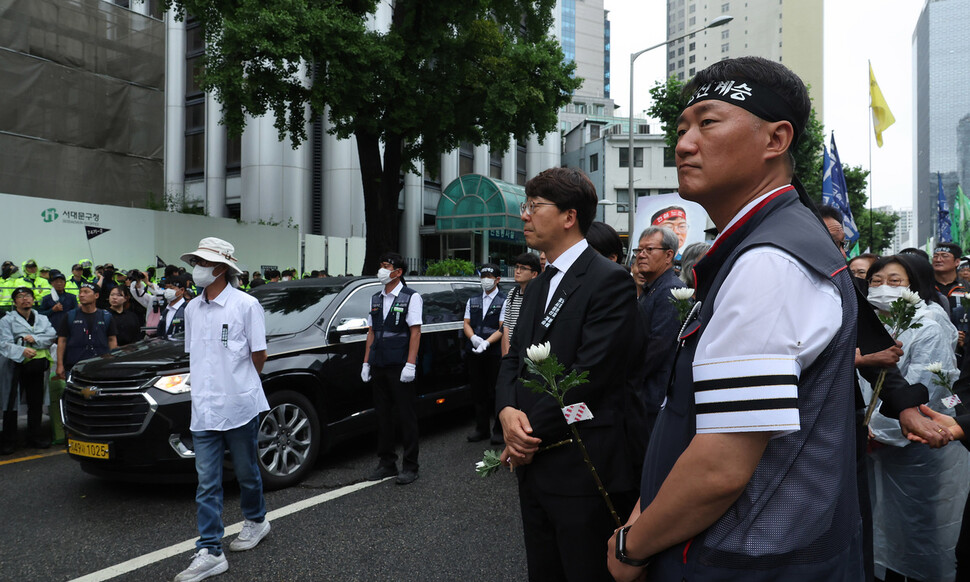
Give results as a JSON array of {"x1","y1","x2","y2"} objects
[
  {"x1": 366, "y1": 465, "x2": 398, "y2": 481},
  {"x1": 466, "y1": 431, "x2": 489, "y2": 443},
  {"x1": 395, "y1": 470, "x2": 419, "y2": 485}
]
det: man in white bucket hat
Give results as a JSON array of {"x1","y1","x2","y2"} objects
[{"x1": 174, "y1": 237, "x2": 271, "y2": 582}]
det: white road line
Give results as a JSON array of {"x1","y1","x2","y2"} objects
[{"x1": 67, "y1": 478, "x2": 389, "y2": 582}]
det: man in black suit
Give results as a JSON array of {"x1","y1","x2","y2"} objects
[
  {"x1": 631, "y1": 226, "x2": 683, "y2": 441},
  {"x1": 496, "y1": 167, "x2": 639, "y2": 582}
]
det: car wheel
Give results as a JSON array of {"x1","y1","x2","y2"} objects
[{"x1": 257, "y1": 390, "x2": 320, "y2": 490}]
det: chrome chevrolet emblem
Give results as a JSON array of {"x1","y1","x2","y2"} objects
[{"x1": 80, "y1": 386, "x2": 100, "y2": 400}]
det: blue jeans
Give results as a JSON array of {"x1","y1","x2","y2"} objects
[{"x1": 192, "y1": 416, "x2": 266, "y2": 554}]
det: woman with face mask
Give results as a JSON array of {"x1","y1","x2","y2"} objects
[{"x1": 862, "y1": 254, "x2": 968, "y2": 582}]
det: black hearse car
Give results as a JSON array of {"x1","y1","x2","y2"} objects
[{"x1": 62, "y1": 276, "x2": 492, "y2": 489}]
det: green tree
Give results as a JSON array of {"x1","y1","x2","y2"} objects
[
  {"x1": 842, "y1": 166, "x2": 899, "y2": 254},
  {"x1": 165, "y1": 0, "x2": 581, "y2": 273},
  {"x1": 646, "y1": 76, "x2": 898, "y2": 252},
  {"x1": 647, "y1": 76, "x2": 686, "y2": 150}
]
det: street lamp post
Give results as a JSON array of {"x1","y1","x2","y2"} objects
[{"x1": 626, "y1": 15, "x2": 733, "y2": 254}]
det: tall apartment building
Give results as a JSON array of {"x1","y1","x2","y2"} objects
[
  {"x1": 664, "y1": 0, "x2": 823, "y2": 118},
  {"x1": 876, "y1": 205, "x2": 913, "y2": 254},
  {"x1": 558, "y1": 0, "x2": 615, "y2": 135},
  {"x1": 913, "y1": 0, "x2": 970, "y2": 245}
]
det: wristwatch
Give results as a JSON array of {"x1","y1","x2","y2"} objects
[{"x1": 615, "y1": 525, "x2": 651, "y2": 567}]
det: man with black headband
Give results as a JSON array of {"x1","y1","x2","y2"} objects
[
  {"x1": 55, "y1": 283, "x2": 117, "y2": 381},
  {"x1": 608, "y1": 57, "x2": 864, "y2": 581},
  {"x1": 933, "y1": 242, "x2": 969, "y2": 323}
]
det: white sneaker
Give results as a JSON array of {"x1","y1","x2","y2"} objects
[
  {"x1": 229, "y1": 518, "x2": 271, "y2": 552},
  {"x1": 173, "y1": 549, "x2": 228, "y2": 582}
]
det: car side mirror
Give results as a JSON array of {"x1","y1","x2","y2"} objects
[{"x1": 330, "y1": 318, "x2": 369, "y2": 343}]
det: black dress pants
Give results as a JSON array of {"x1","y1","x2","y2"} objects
[
  {"x1": 517, "y1": 467, "x2": 637, "y2": 582},
  {"x1": 372, "y1": 364, "x2": 419, "y2": 473},
  {"x1": 467, "y1": 350, "x2": 501, "y2": 436},
  {"x1": 3, "y1": 360, "x2": 49, "y2": 447}
]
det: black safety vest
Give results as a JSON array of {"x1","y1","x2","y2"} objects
[
  {"x1": 63, "y1": 308, "x2": 112, "y2": 370},
  {"x1": 466, "y1": 291, "x2": 505, "y2": 355},
  {"x1": 368, "y1": 287, "x2": 415, "y2": 367},
  {"x1": 641, "y1": 188, "x2": 863, "y2": 580}
]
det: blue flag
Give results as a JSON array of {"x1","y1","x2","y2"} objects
[
  {"x1": 938, "y1": 172, "x2": 952, "y2": 242},
  {"x1": 821, "y1": 133, "x2": 859, "y2": 243}
]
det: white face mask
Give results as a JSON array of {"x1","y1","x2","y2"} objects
[
  {"x1": 282, "y1": 276, "x2": 292, "y2": 281},
  {"x1": 193, "y1": 265, "x2": 218, "y2": 288},
  {"x1": 867, "y1": 285, "x2": 905, "y2": 311},
  {"x1": 163, "y1": 288, "x2": 177, "y2": 302},
  {"x1": 481, "y1": 277, "x2": 497, "y2": 293},
  {"x1": 377, "y1": 267, "x2": 396, "y2": 286}
]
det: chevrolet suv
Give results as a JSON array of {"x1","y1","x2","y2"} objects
[{"x1": 62, "y1": 276, "x2": 491, "y2": 489}]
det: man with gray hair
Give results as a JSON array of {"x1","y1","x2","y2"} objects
[{"x1": 629, "y1": 226, "x2": 683, "y2": 441}]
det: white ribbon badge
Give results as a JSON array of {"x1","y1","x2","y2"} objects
[{"x1": 561, "y1": 402, "x2": 593, "y2": 424}]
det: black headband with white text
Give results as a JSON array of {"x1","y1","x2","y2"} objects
[{"x1": 684, "y1": 79, "x2": 802, "y2": 145}]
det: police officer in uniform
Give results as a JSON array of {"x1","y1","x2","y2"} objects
[
  {"x1": 464, "y1": 263, "x2": 506, "y2": 444},
  {"x1": 361, "y1": 252, "x2": 423, "y2": 485},
  {"x1": 14, "y1": 259, "x2": 51, "y2": 299},
  {"x1": 0, "y1": 261, "x2": 21, "y2": 312},
  {"x1": 65, "y1": 261, "x2": 94, "y2": 298}
]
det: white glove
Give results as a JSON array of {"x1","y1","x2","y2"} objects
[
  {"x1": 473, "y1": 341, "x2": 489, "y2": 354},
  {"x1": 400, "y1": 363, "x2": 416, "y2": 383},
  {"x1": 469, "y1": 335, "x2": 485, "y2": 349},
  {"x1": 361, "y1": 363, "x2": 371, "y2": 383}
]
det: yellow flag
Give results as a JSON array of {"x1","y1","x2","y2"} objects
[{"x1": 869, "y1": 63, "x2": 895, "y2": 147}]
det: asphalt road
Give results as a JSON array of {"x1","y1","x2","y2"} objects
[{"x1": 0, "y1": 412, "x2": 531, "y2": 581}]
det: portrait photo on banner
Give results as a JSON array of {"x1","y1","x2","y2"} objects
[{"x1": 632, "y1": 192, "x2": 712, "y2": 261}]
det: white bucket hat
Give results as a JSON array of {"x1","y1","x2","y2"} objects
[{"x1": 180, "y1": 237, "x2": 244, "y2": 276}]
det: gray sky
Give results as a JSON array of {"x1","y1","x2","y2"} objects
[{"x1": 605, "y1": 0, "x2": 925, "y2": 211}]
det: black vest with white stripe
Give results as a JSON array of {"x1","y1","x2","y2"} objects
[
  {"x1": 368, "y1": 286, "x2": 415, "y2": 368},
  {"x1": 640, "y1": 188, "x2": 863, "y2": 580},
  {"x1": 466, "y1": 290, "x2": 505, "y2": 355}
]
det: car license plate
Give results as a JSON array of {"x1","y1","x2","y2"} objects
[{"x1": 68, "y1": 439, "x2": 110, "y2": 459}]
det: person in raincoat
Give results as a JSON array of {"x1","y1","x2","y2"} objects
[
  {"x1": 862, "y1": 255, "x2": 970, "y2": 582},
  {"x1": 0, "y1": 287, "x2": 56, "y2": 453}
]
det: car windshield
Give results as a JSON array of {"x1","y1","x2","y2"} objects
[{"x1": 251, "y1": 284, "x2": 341, "y2": 336}]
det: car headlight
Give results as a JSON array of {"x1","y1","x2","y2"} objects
[{"x1": 154, "y1": 374, "x2": 191, "y2": 394}]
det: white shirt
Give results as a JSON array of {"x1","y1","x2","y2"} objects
[
  {"x1": 693, "y1": 187, "x2": 842, "y2": 437},
  {"x1": 463, "y1": 286, "x2": 500, "y2": 320},
  {"x1": 544, "y1": 238, "x2": 589, "y2": 311},
  {"x1": 165, "y1": 297, "x2": 185, "y2": 333},
  {"x1": 129, "y1": 281, "x2": 153, "y2": 312},
  {"x1": 365, "y1": 281, "x2": 423, "y2": 328},
  {"x1": 184, "y1": 285, "x2": 268, "y2": 431}
]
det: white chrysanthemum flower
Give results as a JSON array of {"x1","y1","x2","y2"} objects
[
  {"x1": 899, "y1": 288, "x2": 921, "y2": 306},
  {"x1": 670, "y1": 288, "x2": 695, "y2": 301},
  {"x1": 475, "y1": 461, "x2": 485, "y2": 470},
  {"x1": 526, "y1": 341, "x2": 551, "y2": 363},
  {"x1": 925, "y1": 362, "x2": 943, "y2": 374}
]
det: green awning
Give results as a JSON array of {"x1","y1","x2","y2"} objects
[{"x1": 435, "y1": 174, "x2": 526, "y2": 233}]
